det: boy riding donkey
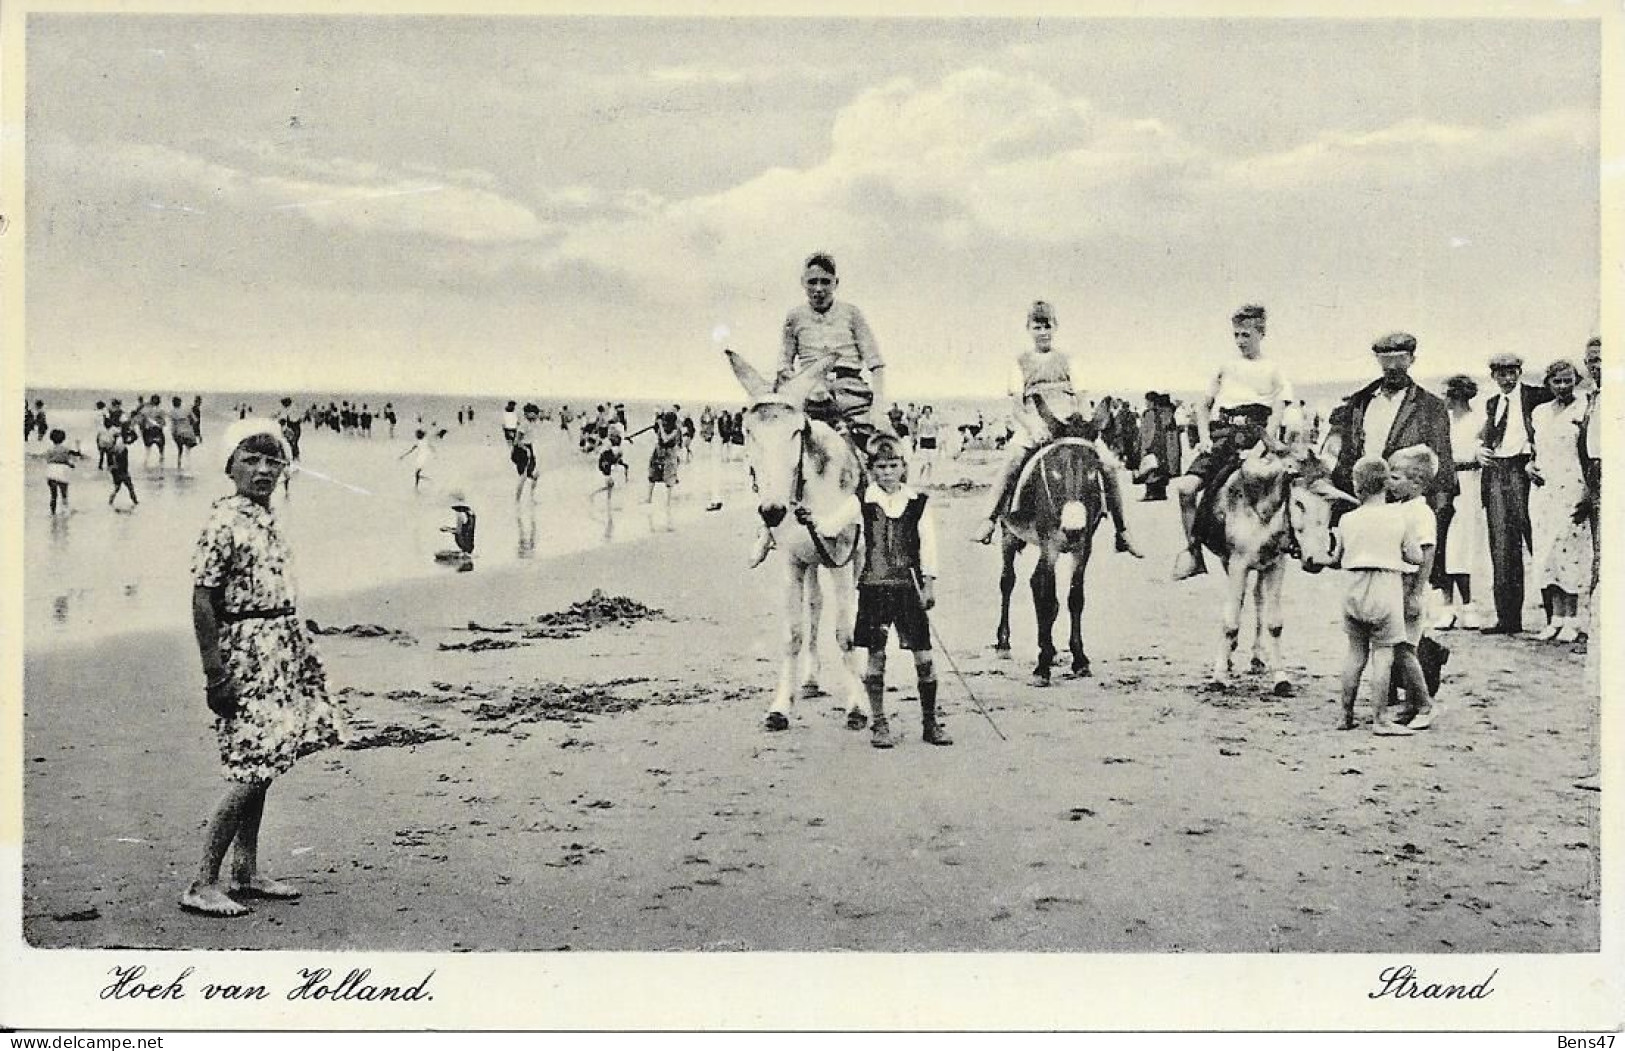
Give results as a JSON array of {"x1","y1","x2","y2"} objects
[
  {"x1": 1171, "y1": 303, "x2": 1293, "y2": 581},
  {"x1": 750, "y1": 251, "x2": 893, "y2": 567},
  {"x1": 972, "y1": 299, "x2": 1142, "y2": 558}
]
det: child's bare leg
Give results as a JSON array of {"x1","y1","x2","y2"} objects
[
  {"x1": 1339, "y1": 634, "x2": 1369, "y2": 729},
  {"x1": 974, "y1": 450, "x2": 1026, "y2": 543},
  {"x1": 1370, "y1": 646, "x2": 1412, "y2": 735},
  {"x1": 864, "y1": 649, "x2": 896, "y2": 748},
  {"x1": 1171, "y1": 474, "x2": 1207, "y2": 578},
  {"x1": 228, "y1": 782, "x2": 299, "y2": 897},
  {"x1": 1098, "y1": 467, "x2": 1143, "y2": 557},
  {"x1": 182, "y1": 783, "x2": 258, "y2": 916}
]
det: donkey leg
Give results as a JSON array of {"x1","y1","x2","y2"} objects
[
  {"x1": 765, "y1": 564, "x2": 805, "y2": 730},
  {"x1": 1066, "y1": 550, "x2": 1092, "y2": 677},
  {"x1": 830, "y1": 565, "x2": 870, "y2": 729},
  {"x1": 1031, "y1": 556, "x2": 1058, "y2": 685},
  {"x1": 1263, "y1": 562, "x2": 1293, "y2": 695},
  {"x1": 1249, "y1": 570, "x2": 1270, "y2": 674},
  {"x1": 996, "y1": 533, "x2": 1020, "y2": 653},
  {"x1": 800, "y1": 568, "x2": 826, "y2": 699},
  {"x1": 1210, "y1": 560, "x2": 1248, "y2": 687}
]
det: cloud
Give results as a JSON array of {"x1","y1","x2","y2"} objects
[
  {"x1": 38, "y1": 137, "x2": 554, "y2": 246},
  {"x1": 1226, "y1": 109, "x2": 1598, "y2": 190}
]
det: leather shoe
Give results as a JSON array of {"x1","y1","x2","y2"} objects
[{"x1": 1479, "y1": 624, "x2": 1522, "y2": 635}]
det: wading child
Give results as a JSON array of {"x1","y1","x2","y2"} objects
[
  {"x1": 171, "y1": 396, "x2": 199, "y2": 471},
  {"x1": 399, "y1": 428, "x2": 433, "y2": 491},
  {"x1": 436, "y1": 494, "x2": 477, "y2": 572},
  {"x1": 798, "y1": 437, "x2": 952, "y2": 749},
  {"x1": 644, "y1": 409, "x2": 683, "y2": 513},
  {"x1": 973, "y1": 300, "x2": 1141, "y2": 556},
  {"x1": 181, "y1": 420, "x2": 346, "y2": 917},
  {"x1": 1386, "y1": 445, "x2": 1442, "y2": 730},
  {"x1": 107, "y1": 430, "x2": 138, "y2": 510},
  {"x1": 1336, "y1": 457, "x2": 1425, "y2": 734},
  {"x1": 510, "y1": 403, "x2": 541, "y2": 502},
  {"x1": 1172, "y1": 304, "x2": 1292, "y2": 580},
  {"x1": 44, "y1": 429, "x2": 83, "y2": 515}
]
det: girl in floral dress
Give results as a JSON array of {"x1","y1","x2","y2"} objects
[{"x1": 179, "y1": 420, "x2": 346, "y2": 917}]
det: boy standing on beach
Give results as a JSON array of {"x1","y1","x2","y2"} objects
[
  {"x1": 1336, "y1": 458, "x2": 1424, "y2": 733},
  {"x1": 799, "y1": 437, "x2": 952, "y2": 749},
  {"x1": 1172, "y1": 304, "x2": 1292, "y2": 580},
  {"x1": 1386, "y1": 444, "x2": 1442, "y2": 731}
]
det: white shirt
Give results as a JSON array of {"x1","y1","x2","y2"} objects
[
  {"x1": 1395, "y1": 496, "x2": 1436, "y2": 574},
  {"x1": 1212, "y1": 355, "x2": 1291, "y2": 411},
  {"x1": 1362, "y1": 385, "x2": 1409, "y2": 456},
  {"x1": 502, "y1": 409, "x2": 519, "y2": 431},
  {"x1": 1487, "y1": 384, "x2": 1529, "y2": 458}
]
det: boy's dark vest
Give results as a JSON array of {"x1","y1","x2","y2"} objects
[{"x1": 859, "y1": 490, "x2": 927, "y2": 588}]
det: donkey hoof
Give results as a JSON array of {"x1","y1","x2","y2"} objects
[
  {"x1": 764, "y1": 712, "x2": 790, "y2": 732},
  {"x1": 1249, "y1": 657, "x2": 1268, "y2": 674},
  {"x1": 1203, "y1": 679, "x2": 1230, "y2": 694},
  {"x1": 993, "y1": 641, "x2": 1011, "y2": 654},
  {"x1": 845, "y1": 710, "x2": 869, "y2": 731},
  {"x1": 1272, "y1": 680, "x2": 1295, "y2": 697},
  {"x1": 1067, "y1": 665, "x2": 1092, "y2": 679},
  {"x1": 799, "y1": 682, "x2": 826, "y2": 700}
]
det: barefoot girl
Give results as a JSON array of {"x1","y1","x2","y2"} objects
[{"x1": 180, "y1": 419, "x2": 347, "y2": 917}]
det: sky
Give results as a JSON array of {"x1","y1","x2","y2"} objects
[{"x1": 21, "y1": 13, "x2": 1603, "y2": 402}]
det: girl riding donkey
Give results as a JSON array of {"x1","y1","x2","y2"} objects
[
  {"x1": 973, "y1": 300, "x2": 1142, "y2": 558},
  {"x1": 750, "y1": 251, "x2": 890, "y2": 567}
]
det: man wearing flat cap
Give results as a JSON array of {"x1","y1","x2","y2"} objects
[
  {"x1": 1330, "y1": 330, "x2": 1457, "y2": 521},
  {"x1": 1475, "y1": 351, "x2": 1554, "y2": 634}
]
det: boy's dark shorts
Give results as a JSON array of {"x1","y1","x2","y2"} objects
[
  {"x1": 1182, "y1": 416, "x2": 1260, "y2": 486},
  {"x1": 1183, "y1": 441, "x2": 1240, "y2": 486},
  {"x1": 597, "y1": 448, "x2": 623, "y2": 476},
  {"x1": 854, "y1": 584, "x2": 931, "y2": 651}
]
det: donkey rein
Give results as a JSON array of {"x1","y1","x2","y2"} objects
[{"x1": 794, "y1": 425, "x2": 858, "y2": 569}]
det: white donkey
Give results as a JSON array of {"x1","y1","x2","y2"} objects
[{"x1": 727, "y1": 350, "x2": 872, "y2": 732}]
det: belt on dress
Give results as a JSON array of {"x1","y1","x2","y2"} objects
[
  {"x1": 220, "y1": 606, "x2": 297, "y2": 623},
  {"x1": 1484, "y1": 454, "x2": 1530, "y2": 468},
  {"x1": 829, "y1": 365, "x2": 864, "y2": 380}
]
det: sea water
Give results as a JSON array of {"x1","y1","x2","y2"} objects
[{"x1": 19, "y1": 398, "x2": 760, "y2": 652}]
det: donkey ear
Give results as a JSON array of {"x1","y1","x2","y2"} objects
[
  {"x1": 725, "y1": 350, "x2": 771, "y2": 401},
  {"x1": 774, "y1": 354, "x2": 830, "y2": 406},
  {"x1": 1309, "y1": 478, "x2": 1360, "y2": 506}
]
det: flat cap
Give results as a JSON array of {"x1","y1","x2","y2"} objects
[
  {"x1": 1487, "y1": 351, "x2": 1523, "y2": 369},
  {"x1": 1372, "y1": 332, "x2": 1417, "y2": 355}
]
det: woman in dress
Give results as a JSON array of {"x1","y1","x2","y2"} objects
[
  {"x1": 1527, "y1": 359, "x2": 1592, "y2": 642},
  {"x1": 180, "y1": 419, "x2": 346, "y2": 917},
  {"x1": 1433, "y1": 375, "x2": 1492, "y2": 629}
]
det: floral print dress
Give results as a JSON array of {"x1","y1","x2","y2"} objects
[{"x1": 192, "y1": 495, "x2": 346, "y2": 782}]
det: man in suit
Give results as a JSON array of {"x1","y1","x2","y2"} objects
[
  {"x1": 1474, "y1": 351, "x2": 1554, "y2": 634},
  {"x1": 1331, "y1": 331, "x2": 1458, "y2": 515}
]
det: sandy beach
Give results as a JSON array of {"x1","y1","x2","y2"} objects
[{"x1": 20, "y1": 448, "x2": 1601, "y2": 953}]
